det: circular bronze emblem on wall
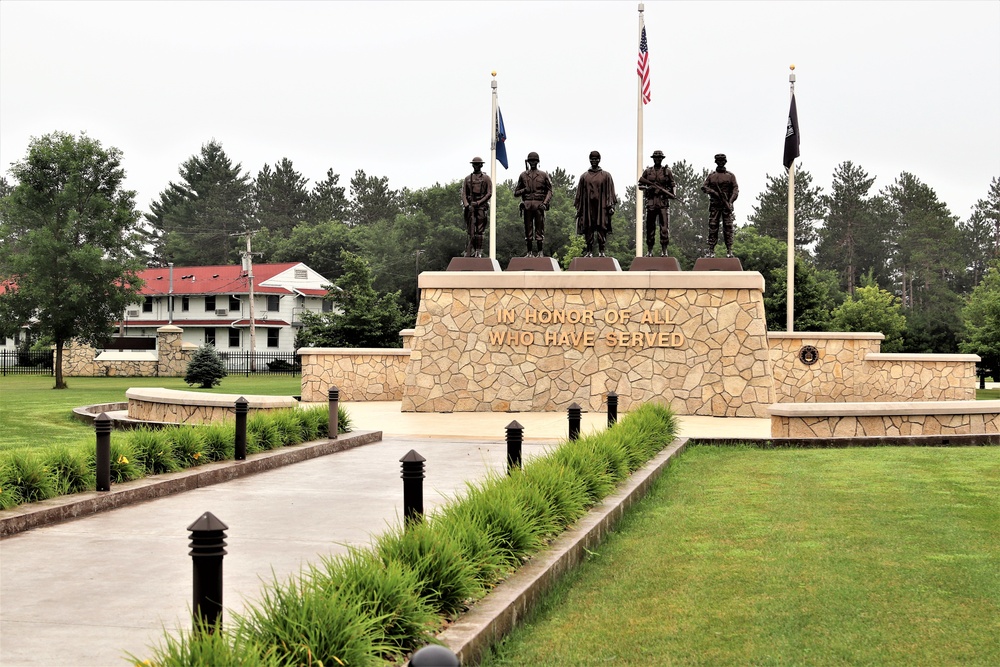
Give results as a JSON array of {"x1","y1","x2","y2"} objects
[{"x1": 798, "y1": 345, "x2": 819, "y2": 365}]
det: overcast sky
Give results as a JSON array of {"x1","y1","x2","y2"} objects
[{"x1": 2, "y1": 1, "x2": 998, "y2": 231}]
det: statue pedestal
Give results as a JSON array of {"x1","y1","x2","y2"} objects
[
  {"x1": 568, "y1": 257, "x2": 622, "y2": 271},
  {"x1": 693, "y1": 257, "x2": 743, "y2": 271},
  {"x1": 403, "y1": 271, "x2": 773, "y2": 417},
  {"x1": 630, "y1": 256, "x2": 682, "y2": 271},
  {"x1": 446, "y1": 257, "x2": 502, "y2": 272},
  {"x1": 507, "y1": 257, "x2": 561, "y2": 272}
]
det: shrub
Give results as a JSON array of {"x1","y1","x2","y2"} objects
[
  {"x1": 184, "y1": 345, "x2": 227, "y2": 389},
  {"x1": 45, "y1": 445, "x2": 95, "y2": 495}
]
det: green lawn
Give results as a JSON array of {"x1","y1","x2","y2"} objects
[
  {"x1": 481, "y1": 445, "x2": 1000, "y2": 667},
  {"x1": 0, "y1": 375, "x2": 302, "y2": 452}
]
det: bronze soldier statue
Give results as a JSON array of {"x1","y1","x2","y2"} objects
[
  {"x1": 461, "y1": 157, "x2": 493, "y2": 258},
  {"x1": 701, "y1": 153, "x2": 739, "y2": 257},
  {"x1": 513, "y1": 151, "x2": 554, "y2": 257},
  {"x1": 574, "y1": 151, "x2": 617, "y2": 257},
  {"x1": 638, "y1": 149, "x2": 676, "y2": 257}
]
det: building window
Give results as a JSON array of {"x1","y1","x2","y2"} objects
[
  {"x1": 182, "y1": 296, "x2": 190, "y2": 312},
  {"x1": 228, "y1": 328, "x2": 240, "y2": 347},
  {"x1": 205, "y1": 328, "x2": 216, "y2": 346},
  {"x1": 267, "y1": 329, "x2": 279, "y2": 348},
  {"x1": 205, "y1": 295, "x2": 216, "y2": 311},
  {"x1": 142, "y1": 296, "x2": 153, "y2": 313},
  {"x1": 267, "y1": 295, "x2": 280, "y2": 312},
  {"x1": 229, "y1": 295, "x2": 240, "y2": 311},
  {"x1": 322, "y1": 299, "x2": 333, "y2": 313}
]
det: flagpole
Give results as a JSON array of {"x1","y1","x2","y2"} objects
[
  {"x1": 786, "y1": 65, "x2": 796, "y2": 333},
  {"x1": 635, "y1": 3, "x2": 645, "y2": 259},
  {"x1": 490, "y1": 73, "x2": 498, "y2": 261}
]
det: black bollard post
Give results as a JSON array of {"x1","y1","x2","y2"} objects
[
  {"x1": 234, "y1": 397, "x2": 248, "y2": 461},
  {"x1": 607, "y1": 391, "x2": 618, "y2": 428},
  {"x1": 188, "y1": 511, "x2": 228, "y2": 633},
  {"x1": 568, "y1": 402, "x2": 582, "y2": 441},
  {"x1": 95, "y1": 412, "x2": 112, "y2": 492},
  {"x1": 328, "y1": 386, "x2": 340, "y2": 440},
  {"x1": 411, "y1": 645, "x2": 460, "y2": 667},
  {"x1": 400, "y1": 450, "x2": 426, "y2": 524},
  {"x1": 506, "y1": 420, "x2": 523, "y2": 474}
]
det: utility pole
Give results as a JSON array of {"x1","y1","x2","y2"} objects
[{"x1": 240, "y1": 233, "x2": 259, "y2": 371}]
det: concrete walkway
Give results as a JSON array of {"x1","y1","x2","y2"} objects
[{"x1": 0, "y1": 404, "x2": 768, "y2": 666}]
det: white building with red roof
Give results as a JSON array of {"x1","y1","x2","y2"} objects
[{"x1": 120, "y1": 262, "x2": 333, "y2": 354}]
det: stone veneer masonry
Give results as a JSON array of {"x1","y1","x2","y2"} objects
[
  {"x1": 400, "y1": 271, "x2": 775, "y2": 416},
  {"x1": 62, "y1": 326, "x2": 193, "y2": 377},
  {"x1": 126, "y1": 388, "x2": 298, "y2": 425},
  {"x1": 299, "y1": 348, "x2": 410, "y2": 402},
  {"x1": 768, "y1": 333, "x2": 978, "y2": 402},
  {"x1": 770, "y1": 401, "x2": 1000, "y2": 438}
]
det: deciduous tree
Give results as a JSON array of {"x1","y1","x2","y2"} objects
[
  {"x1": 0, "y1": 132, "x2": 144, "y2": 388},
  {"x1": 960, "y1": 261, "x2": 1000, "y2": 386}
]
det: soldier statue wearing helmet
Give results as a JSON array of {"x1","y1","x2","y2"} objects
[
  {"x1": 638, "y1": 149, "x2": 676, "y2": 257},
  {"x1": 461, "y1": 156, "x2": 493, "y2": 258},
  {"x1": 701, "y1": 153, "x2": 739, "y2": 258},
  {"x1": 513, "y1": 151, "x2": 554, "y2": 257}
]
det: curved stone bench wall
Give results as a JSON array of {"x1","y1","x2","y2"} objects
[
  {"x1": 299, "y1": 348, "x2": 410, "y2": 403},
  {"x1": 126, "y1": 388, "x2": 298, "y2": 425}
]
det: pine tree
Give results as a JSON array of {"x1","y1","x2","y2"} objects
[
  {"x1": 253, "y1": 158, "x2": 310, "y2": 235},
  {"x1": 747, "y1": 166, "x2": 826, "y2": 251},
  {"x1": 146, "y1": 140, "x2": 252, "y2": 266},
  {"x1": 184, "y1": 345, "x2": 228, "y2": 388}
]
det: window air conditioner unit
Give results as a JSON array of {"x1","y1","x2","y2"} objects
[
  {"x1": 127, "y1": 310, "x2": 140, "y2": 318},
  {"x1": 215, "y1": 309, "x2": 228, "y2": 316}
]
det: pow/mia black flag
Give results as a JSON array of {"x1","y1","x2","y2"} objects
[{"x1": 783, "y1": 93, "x2": 800, "y2": 170}]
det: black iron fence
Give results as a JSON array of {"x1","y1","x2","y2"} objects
[
  {"x1": 0, "y1": 349, "x2": 54, "y2": 376},
  {"x1": 217, "y1": 351, "x2": 302, "y2": 376}
]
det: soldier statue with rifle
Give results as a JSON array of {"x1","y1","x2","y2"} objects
[
  {"x1": 701, "y1": 153, "x2": 739, "y2": 258},
  {"x1": 513, "y1": 152, "x2": 554, "y2": 257},
  {"x1": 461, "y1": 156, "x2": 493, "y2": 258},
  {"x1": 638, "y1": 149, "x2": 676, "y2": 257}
]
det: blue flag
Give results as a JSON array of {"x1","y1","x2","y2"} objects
[{"x1": 496, "y1": 107, "x2": 508, "y2": 169}]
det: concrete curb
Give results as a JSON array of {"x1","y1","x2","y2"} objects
[
  {"x1": 434, "y1": 437, "x2": 689, "y2": 665},
  {"x1": 0, "y1": 430, "x2": 382, "y2": 538}
]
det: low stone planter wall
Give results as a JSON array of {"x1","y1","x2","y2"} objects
[
  {"x1": 769, "y1": 400, "x2": 1000, "y2": 438},
  {"x1": 125, "y1": 388, "x2": 298, "y2": 425},
  {"x1": 299, "y1": 348, "x2": 410, "y2": 402}
]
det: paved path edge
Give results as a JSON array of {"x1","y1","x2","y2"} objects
[
  {"x1": 0, "y1": 430, "x2": 382, "y2": 538},
  {"x1": 433, "y1": 437, "x2": 689, "y2": 665}
]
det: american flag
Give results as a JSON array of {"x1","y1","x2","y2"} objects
[{"x1": 637, "y1": 26, "x2": 651, "y2": 104}]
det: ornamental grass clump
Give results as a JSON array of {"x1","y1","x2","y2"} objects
[
  {"x1": 310, "y1": 547, "x2": 439, "y2": 660},
  {"x1": 0, "y1": 461, "x2": 22, "y2": 509},
  {"x1": 125, "y1": 427, "x2": 180, "y2": 475},
  {"x1": 295, "y1": 407, "x2": 323, "y2": 442},
  {"x1": 375, "y1": 519, "x2": 482, "y2": 617},
  {"x1": 269, "y1": 410, "x2": 304, "y2": 447},
  {"x1": 233, "y1": 573, "x2": 391, "y2": 667},
  {"x1": 4, "y1": 450, "x2": 57, "y2": 503},
  {"x1": 518, "y1": 458, "x2": 590, "y2": 529},
  {"x1": 45, "y1": 445, "x2": 95, "y2": 495},
  {"x1": 200, "y1": 423, "x2": 235, "y2": 462},
  {"x1": 247, "y1": 413, "x2": 280, "y2": 453},
  {"x1": 107, "y1": 439, "x2": 142, "y2": 483},
  {"x1": 166, "y1": 426, "x2": 206, "y2": 466},
  {"x1": 134, "y1": 621, "x2": 282, "y2": 667}
]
